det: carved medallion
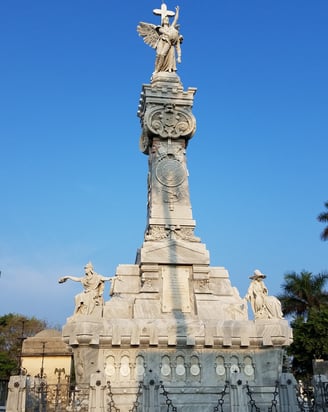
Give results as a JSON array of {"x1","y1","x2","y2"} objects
[
  {"x1": 244, "y1": 364, "x2": 254, "y2": 376},
  {"x1": 105, "y1": 364, "x2": 115, "y2": 377},
  {"x1": 190, "y1": 364, "x2": 200, "y2": 376},
  {"x1": 136, "y1": 364, "x2": 145, "y2": 377},
  {"x1": 120, "y1": 364, "x2": 130, "y2": 377},
  {"x1": 230, "y1": 364, "x2": 240, "y2": 374},
  {"x1": 161, "y1": 364, "x2": 171, "y2": 376},
  {"x1": 156, "y1": 158, "x2": 186, "y2": 187},
  {"x1": 176, "y1": 364, "x2": 186, "y2": 376},
  {"x1": 216, "y1": 365, "x2": 226, "y2": 376}
]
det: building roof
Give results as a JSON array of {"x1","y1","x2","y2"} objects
[{"x1": 22, "y1": 329, "x2": 72, "y2": 356}]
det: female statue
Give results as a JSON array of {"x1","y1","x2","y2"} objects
[{"x1": 137, "y1": 5, "x2": 183, "y2": 73}]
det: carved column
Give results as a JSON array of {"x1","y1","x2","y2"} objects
[{"x1": 138, "y1": 72, "x2": 198, "y2": 243}]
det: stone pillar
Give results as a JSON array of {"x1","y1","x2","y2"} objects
[
  {"x1": 229, "y1": 372, "x2": 248, "y2": 412},
  {"x1": 137, "y1": 72, "x2": 198, "y2": 246},
  {"x1": 313, "y1": 374, "x2": 328, "y2": 412},
  {"x1": 88, "y1": 371, "x2": 107, "y2": 412},
  {"x1": 279, "y1": 373, "x2": 300, "y2": 412},
  {"x1": 142, "y1": 377, "x2": 160, "y2": 412},
  {"x1": 136, "y1": 72, "x2": 210, "y2": 270},
  {"x1": 6, "y1": 376, "x2": 27, "y2": 412}
]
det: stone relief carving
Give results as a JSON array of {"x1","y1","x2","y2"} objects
[
  {"x1": 58, "y1": 262, "x2": 120, "y2": 316},
  {"x1": 189, "y1": 355, "x2": 201, "y2": 382},
  {"x1": 137, "y1": 4, "x2": 183, "y2": 74},
  {"x1": 160, "y1": 355, "x2": 172, "y2": 377},
  {"x1": 155, "y1": 156, "x2": 186, "y2": 187},
  {"x1": 144, "y1": 104, "x2": 195, "y2": 139},
  {"x1": 151, "y1": 140, "x2": 186, "y2": 160},
  {"x1": 146, "y1": 143, "x2": 193, "y2": 217},
  {"x1": 151, "y1": 149, "x2": 190, "y2": 210},
  {"x1": 245, "y1": 269, "x2": 284, "y2": 320},
  {"x1": 135, "y1": 355, "x2": 146, "y2": 379},
  {"x1": 119, "y1": 355, "x2": 131, "y2": 378},
  {"x1": 162, "y1": 187, "x2": 180, "y2": 210},
  {"x1": 145, "y1": 225, "x2": 167, "y2": 241},
  {"x1": 197, "y1": 278, "x2": 211, "y2": 292},
  {"x1": 105, "y1": 355, "x2": 116, "y2": 378},
  {"x1": 178, "y1": 227, "x2": 200, "y2": 242},
  {"x1": 75, "y1": 351, "x2": 84, "y2": 380},
  {"x1": 89, "y1": 371, "x2": 107, "y2": 410},
  {"x1": 215, "y1": 356, "x2": 226, "y2": 379},
  {"x1": 145, "y1": 224, "x2": 200, "y2": 242},
  {"x1": 175, "y1": 355, "x2": 186, "y2": 377},
  {"x1": 150, "y1": 139, "x2": 166, "y2": 157},
  {"x1": 139, "y1": 132, "x2": 149, "y2": 154},
  {"x1": 243, "y1": 356, "x2": 255, "y2": 379},
  {"x1": 141, "y1": 277, "x2": 153, "y2": 291}
]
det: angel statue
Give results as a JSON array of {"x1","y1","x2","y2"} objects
[{"x1": 137, "y1": 4, "x2": 183, "y2": 74}]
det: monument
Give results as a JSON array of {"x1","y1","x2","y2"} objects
[{"x1": 60, "y1": 4, "x2": 293, "y2": 411}]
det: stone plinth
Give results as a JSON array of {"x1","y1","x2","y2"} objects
[{"x1": 62, "y1": 262, "x2": 292, "y2": 411}]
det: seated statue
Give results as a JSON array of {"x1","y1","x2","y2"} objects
[
  {"x1": 58, "y1": 262, "x2": 116, "y2": 315},
  {"x1": 245, "y1": 269, "x2": 283, "y2": 320}
]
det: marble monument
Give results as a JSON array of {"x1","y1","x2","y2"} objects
[{"x1": 60, "y1": 4, "x2": 293, "y2": 411}]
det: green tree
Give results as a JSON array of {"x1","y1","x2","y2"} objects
[
  {"x1": 318, "y1": 201, "x2": 328, "y2": 241},
  {"x1": 277, "y1": 271, "x2": 328, "y2": 319},
  {"x1": 278, "y1": 271, "x2": 328, "y2": 379},
  {"x1": 0, "y1": 313, "x2": 47, "y2": 379},
  {"x1": 288, "y1": 307, "x2": 328, "y2": 379}
]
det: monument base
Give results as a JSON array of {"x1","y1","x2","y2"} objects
[{"x1": 62, "y1": 263, "x2": 292, "y2": 411}]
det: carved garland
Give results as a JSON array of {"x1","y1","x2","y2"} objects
[{"x1": 145, "y1": 225, "x2": 200, "y2": 242}]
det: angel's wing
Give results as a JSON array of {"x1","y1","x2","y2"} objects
[{"x1": 137, "y1": 22, "x2": 159, "y2": 49}]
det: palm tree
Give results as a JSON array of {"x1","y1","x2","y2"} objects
[
  {"x1": 277, "y1": 271, "x2": 328, "y2": 318},
  {"x1": 317, "y1": 201, "x2": 328, "y2": 241}
]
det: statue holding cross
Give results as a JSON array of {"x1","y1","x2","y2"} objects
[
  {"x1": 153, "y1": 3, "x2": 175, "y2": 25},
  {"x1": 137, "y1": 3, "x2": 183, "y2": 74}
]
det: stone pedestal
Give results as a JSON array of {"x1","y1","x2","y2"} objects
[{"x1": 63, "y1": 259, "x2": 292, "y2": 412}]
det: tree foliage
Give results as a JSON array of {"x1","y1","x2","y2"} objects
[
  {"x1": 287, "y1": 307, "x2": 328, "y2": 379},
  {"x1": 0, "y1": 313, "x2": 47, "y2": 379},
  {"x1": 278, "y1": 271, "x2": 328, "y2": 379},
  {"x1": 277, "y1": 271, "x2": 328, "y2": 319},
  {"x1": 317, "y1": 201, "x2": 328, "y2": 241}
]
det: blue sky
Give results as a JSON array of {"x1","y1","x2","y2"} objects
[{"x1": 0, "y1": 1, "x2": 327, "y2": 327}]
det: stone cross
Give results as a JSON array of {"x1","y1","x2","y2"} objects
[{"x1": 153, "y1": 2, "x2": 175, "y2": 25}]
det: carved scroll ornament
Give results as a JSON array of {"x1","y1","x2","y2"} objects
[{"x1": 143, "y1": 104, "x2": 196, "y2": 139}]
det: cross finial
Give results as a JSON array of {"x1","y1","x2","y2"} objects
[{"x1": 153, "y1": 2, "x2": 175, "y2": 25}]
